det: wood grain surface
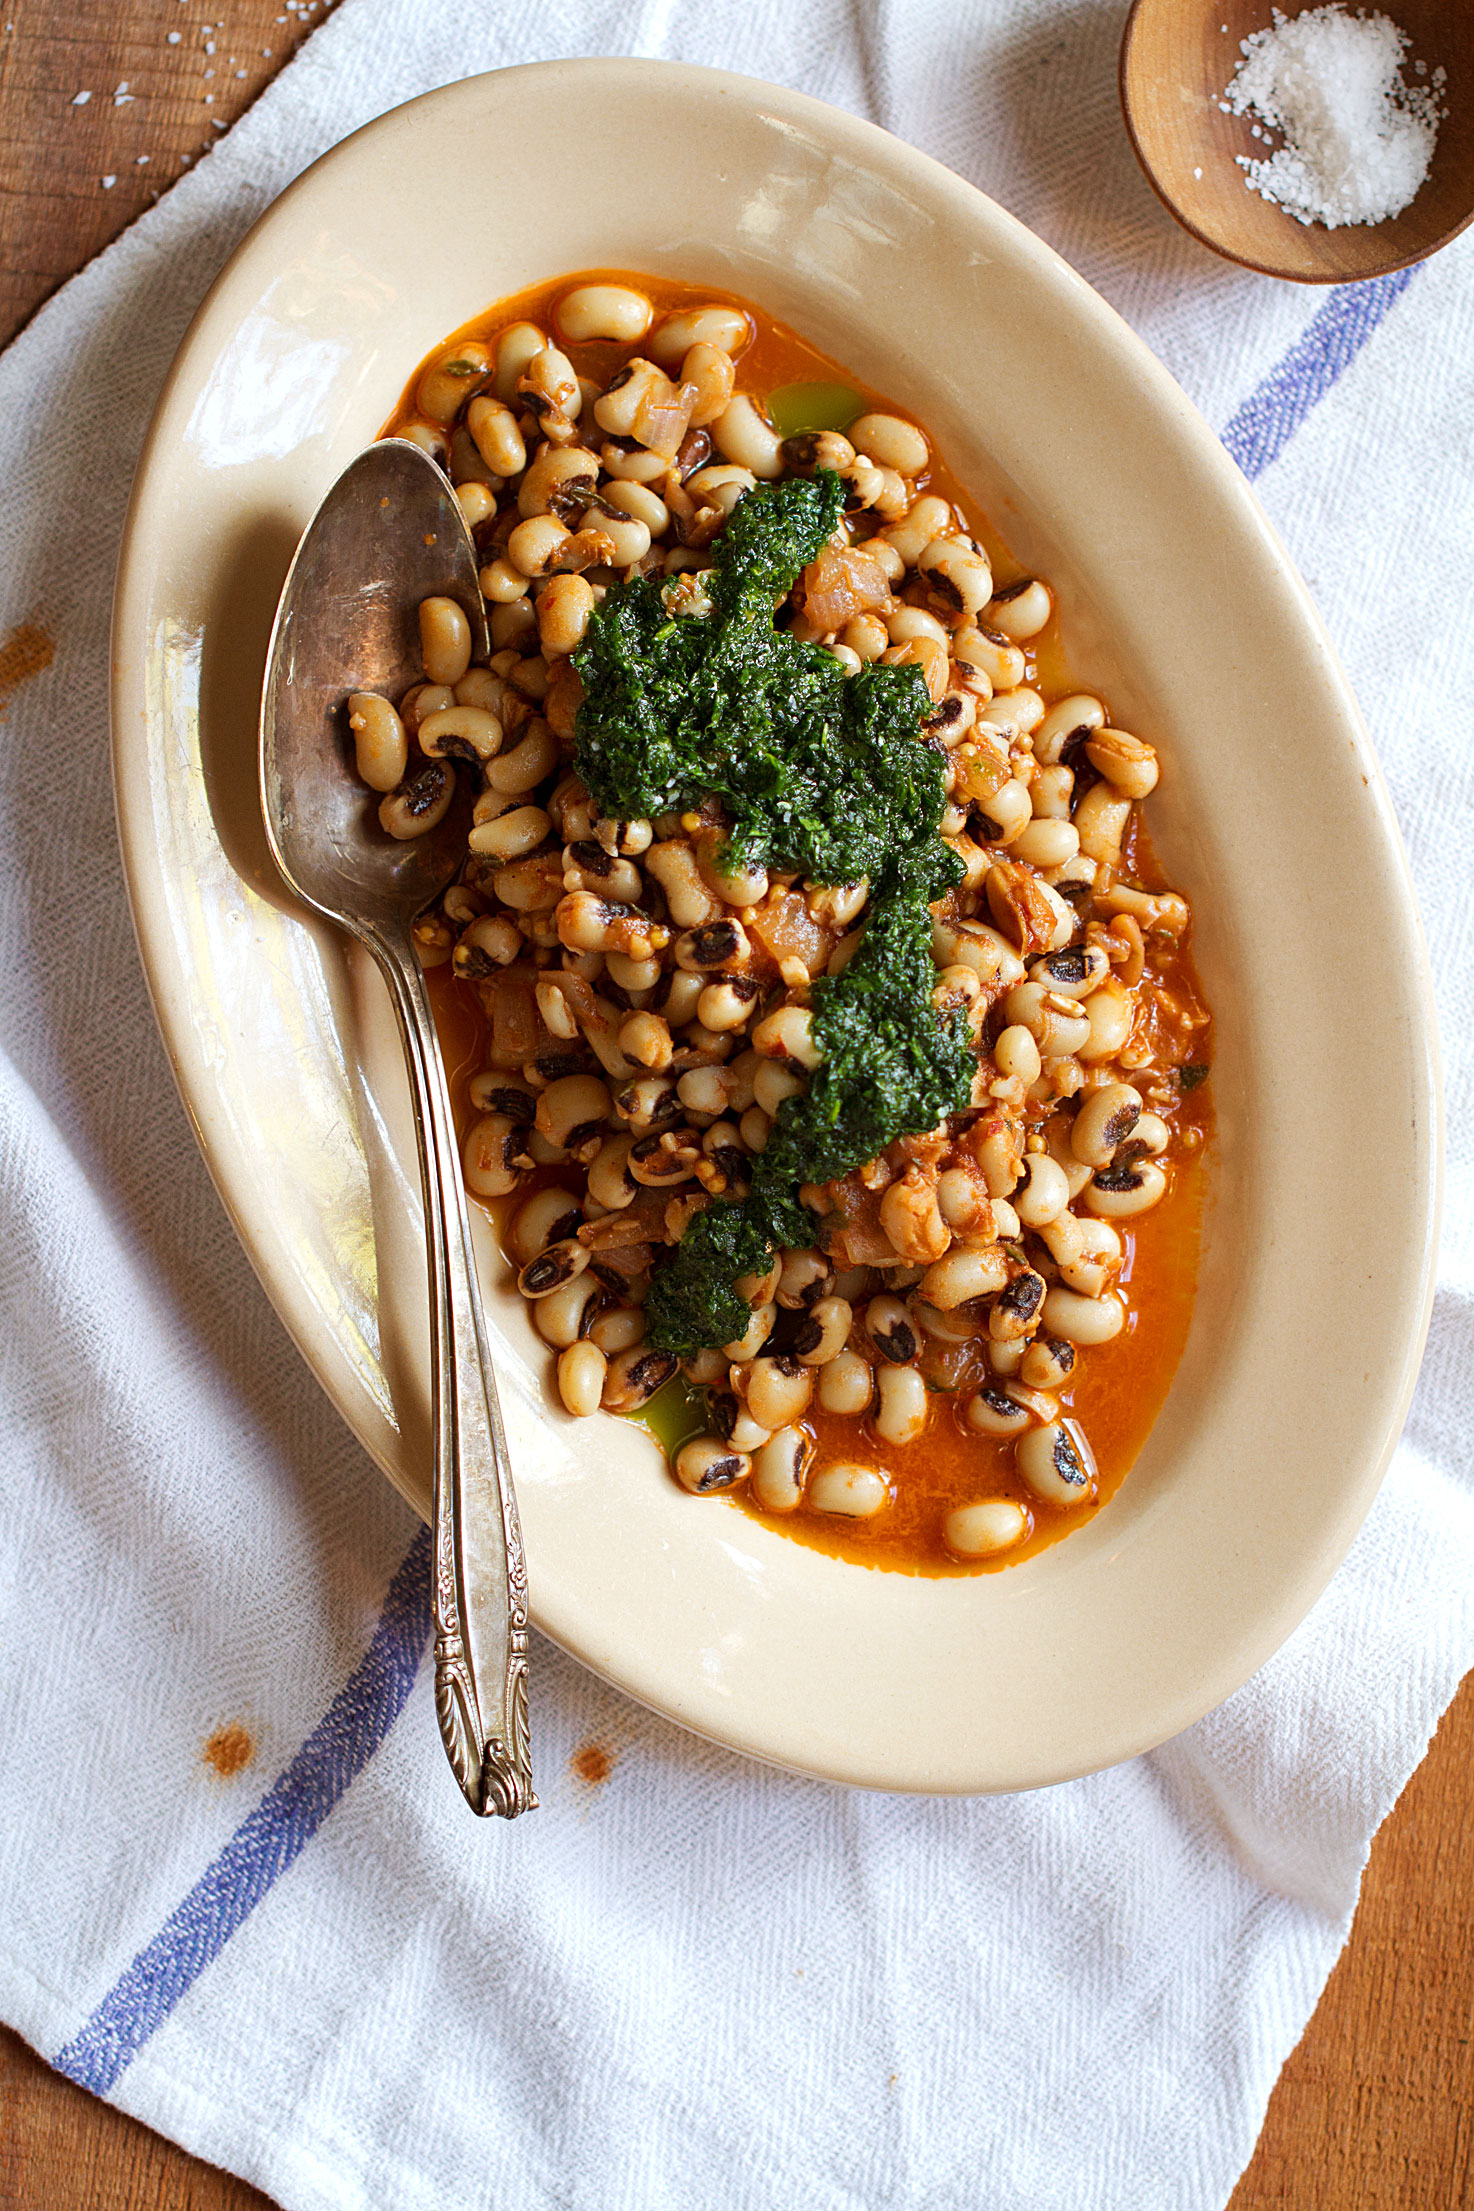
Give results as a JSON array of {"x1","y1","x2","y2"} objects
[{"x1": 1, "y1": 7, "x2": 1469, "y2": 2206}]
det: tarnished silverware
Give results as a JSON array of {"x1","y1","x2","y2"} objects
[{"x1": 259, "y1": 438, "x2": 535, "y2": 1819}]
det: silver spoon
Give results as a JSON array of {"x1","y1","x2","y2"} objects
[{"x1": 259, "y1": 437, "x2": 536, "y2": 1820}]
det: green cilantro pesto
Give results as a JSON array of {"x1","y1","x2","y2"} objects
[{"x1": 573, "y1": 471, "x2": 975, "y2": 1352}]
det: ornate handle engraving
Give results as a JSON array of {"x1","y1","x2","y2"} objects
[{"x1": 375, "y1": 929, "x2": 537, "y2": 1819}]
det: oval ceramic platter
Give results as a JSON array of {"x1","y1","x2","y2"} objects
[{"x1": 112, "y1": 61, "x2": 1440, "y2": 1792}]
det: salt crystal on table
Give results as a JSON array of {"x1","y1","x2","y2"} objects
[{"x1": 1224, "y1": 4, "x2": 1444, "y2": 228}]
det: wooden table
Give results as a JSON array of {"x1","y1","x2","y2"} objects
[{"x1": 1, "y1": 8, "x2": 1469, "y2": 2203}]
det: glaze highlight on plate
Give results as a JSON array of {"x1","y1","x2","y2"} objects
[{"x1": 362, "y1": 269, "x2": 1214, "y2": 1576}]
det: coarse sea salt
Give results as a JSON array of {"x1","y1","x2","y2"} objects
[{"x1": 1224, "y1": 4, "x2": 1445, "y2": 228}]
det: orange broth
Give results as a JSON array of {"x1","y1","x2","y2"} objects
[{"x1": 393, "y1": 271, "x2": 1214, "y2": 1575}]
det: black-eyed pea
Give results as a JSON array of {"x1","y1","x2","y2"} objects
[
  {"x1": 586, "y1": 1132, "x2": 638, "y2": 1212},
  {"x1": 920, "y1": 1245, "x2": 1010, "y2": 1312},
  {"x1": 493, "y1": 852, "x2": 564, "y2": 913},
  {"x1": 1030, "y1": 765, "x2": 1076, "y2": 820},
  {"x1": 455, "y1": 482, "x2": 498, "y2": 530},
  {"x1": 557, "y1": 1339, "x2": 608, "y2": 1418},
  {"x1": 874, "y1": 1363, "x2": 928, "y2": 1446},
  {"x1": 739, "y1": 1105, "x2": 771, "y2": 1153},
  {"x1": 723, "y1": 1301, "x2": 777, "y2": 1364},
  {"x1": 964, "y1": 1384, "x2": 1030, "y2": 1437},
  {"x1": 647, "y1": 304, "x2": 752, "y2": 368},
  {"x1": 555, "y1": 283, "x2": 652, "y2": 344},
  {"x1": 698, "y1": 974, "x2": 761, "y2": 1033},
  {"x1": 1033, "y1": 693, "x2": 1105, "y2": 766},
  {"x1": 588, "y1": 1307, "x2": 645, "y2": 1357},
  {"x1": 536, "y1": 574, "x2": 595, "y2": 657},
  {"x1": 492, "y1": 321, "x2": 547, "y2": 401},
  {"x1": 1012, "y1": 1154, "x2": 1072, "y2": 1230},
  {"x1": 619, "y1": 1011, "x2": 674, "y2": 1072},
  {"x1": 535, "y1": 1073, "x2": 612, "y2": 1157},
  {"x1": 744, "y1": 1355, "x2": 813, "y2": 1430},
  {"x1": 415, "y1": 341, "x2": 490, "y2": 425},
  {"x1": 1012, "y1": 818, "x2": 1080, "y2": 870},
  {"x1": 534, "y1": 1273, "x2": 601, "y2": 1349},
  {"x1": 944, "y1": 1498, "x2": 1031, "y2": 1559},
  {"x1": 1017, "y1": 1420, "x2": 1096, "y2": 1506},
  {"x1": 776, "y1": 1248, "x2": 831, "y2": 1308},
  {"x1": 462, "y1": 1112, "x2": 530, "y2": 1198},
  {"x1": 887, "y1": 603, "x2": 952, "y2": 651},
  {"x1": 682, "y1": 342, "x2": 737, "y2": 427},
  {"x1": 864, "y1": 1294, "x2": 918, "y2": 1364},
  {"x1": 346, "y1": 692, "x2": 407, "y2": 792},
  {"x1": 1132, "y1": 1113, "x2": 1171, "y2": 1156},
  {"x1": 677, "y1": 1063, "x2": 735, "y2": 1121},
  {"x1": 479, "y1": 557, "x2": 531, "y2": 607},
  {"x1": 791, "y1": 1297, "x2": 852, "y2": 1366},
  {"x1": 417, "y1": 705, "x2": 504, "y2": 767},
  {"x1": 685, "y1": 1348, "x2": 728, "y2": 1387},
  {"x1": 710, "y1": 1389, "x2": 772, "y2": 1453},
  {"x1": 615, "y1": 1073, "x2": 680, "y2": 1135},
  {"x1": 849, "y1": 410, "x2": 929, "y2": 474},
  {"x1": 601, "y1": 440, "x2": 669, "y2": 484},
  {"x1": 1001, "y1": 982, "x2": 1091, "y2": 1058},
  {"x1": 471, "y1": 804, "x2": 549, "y2": 866},
  {"x1": 753, "y1": 1061, "x2": 804, "y2": 1118},
  {"x1": 602, "y1": 1347, "x2": 679, "y2": 1411},
  {"x1": 986, "y1": 578, "x2": 1052, "y2": 640},
  {"x1": 918, "y1": 535, "x2": 991, "y2": 616},
  {"x1": 509, "y1": 1185, "x2": 583, "y2": 1265},
  {"x1": 1085, "y1": 727, "x2": 1160, "y2": 799},
  {"x1": 979, "y1": 687, "x2": 1046, "y2": 742},
  {"x1": 1020, "y1": 1335, "x2": 1077, "y2": 1390},
  {"x1": 1070, "y1": 1082, "x2": 1144, "y2": 1167},
  {"x1": 1077, "y1": 979, "x2": 1136, "y2": 1065},
  {"x1": 398, "y1": 681, "x2": 456, "y2": 734},
  {"x1": 607, "y1": 949, "x2": 663, "y2": 994},
  {"x1": 711, "y1": 394, "x2": 783, "y2": 478},
  {"x1": 507, "y1": 515, "x2": 572, "y2": 580},
  {"x1": 879, "y1": 1170, "x2": 950, "y2": 1266},
  {"x1": 378, "y1": 762, "x2": 454, "y2": 840},
  {"x1": 517, "y1": 1238, "x2": 589, "y2": 1300},
  {"x1": 993, "y1": 1024, "x2": 1041, "y2": 1086},
  {"x1": 807, "y1": 1463, "x2": 889, "y2": 1518},
  {"x1": 1040, "y1": 1286, "x2": 1124, "y2": 1346},
  {"x1": 1073, "y1": 781, "x2": 1132, "y2": 868},
  {"x1": 674, "y1": 1435, "x2": 750, "y2": 1494},
  {"x1": 973, "y1": 777, "x2": 1032, "y2": 846},
  {"x1": 628, "y1": 1124, "x2": 702, "y2": 1187},
  {"x1": 645, "y1": 841, "x2": 720, "y2": 928},
  {"x1": 876, "y1": 493, "x2": 951, "y2": 569},
  {"x1": 933, "y1": 915, "x2": 1026, "y2": 990},
  {"x1": 952, "y1": 624, "x2": 1025, "y2": 692},
  {"x1": 417, "y1": 596, "x2": 473, "y2": 686},
  {"x1": 465, "y1": 392, "x2": 527, "y2": 477},
  {"x1": 562, "y1": 842, "x2": 643, "y2": 903},
  {"x1": 751, "y1": 1427, "x2": 811, "y2": 1514},
  {"x1": 1084, "y1": 1158, "x2": 1167, "y2": 1218},
  {"x1": 601, "y1": 477, "x2": 670, "y2": 536},
  {"x1": 818, "y1": 1348, "x2": 875, "y2": 1416},
  {"x1": 987, "y1": 1337, "x2": 1027, "y2": 1377},
  {"x1": 841, "y1": 612, "x2": 890, "y2": 664},
  {"x1": 988, "y1": 1269, "x2": 1047, "y2": 1343},
  {"x1": 751, "y1": 1004, "x2": 820, "y2": 1069}
]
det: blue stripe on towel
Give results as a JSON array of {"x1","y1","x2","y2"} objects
[
  {"x1": 49, "y1": 262, "x2": 1418, "y2": 2100},
  {"x1": 1222, "y1": 268, "x2": 1419, "y2": 480},
  {"x1": 53, "y1": 1525, "x2": 434, "y2": 2097}
]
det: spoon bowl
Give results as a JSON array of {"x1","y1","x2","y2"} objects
[
  {"x1": 260, "y1": 437, "x2": 537, "y2": 1820},
  {"x1": 260, "y1": 438, "x2": 478, "y2": 932},
  {"x1": 1120, "y1": 0, "x2": 1474, "y2": 282}
]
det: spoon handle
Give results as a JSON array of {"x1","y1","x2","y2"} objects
[{"x1": 373, "y1": 927, "x2": 537, "y2": 1819}]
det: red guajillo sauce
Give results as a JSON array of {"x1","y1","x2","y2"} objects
[{"x1": 390, "y1": 270, "x2": 1215, "y2": 1576}]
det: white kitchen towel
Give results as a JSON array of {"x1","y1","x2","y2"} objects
[{"x1": 1, "y1": 5, "x2": 1471, "y2": 2208}]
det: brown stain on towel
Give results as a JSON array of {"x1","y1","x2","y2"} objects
[
  {"x1": 569, "y1": 1740, "x2": 617, "y2": 1788},
  {"x1": 0, "y1": 623, "x2": 53, "y2": 700},
  {"x1": 203, "y1": 1723, "x2": 255, "y2": 1779}
]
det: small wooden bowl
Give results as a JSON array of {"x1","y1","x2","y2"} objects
[{"x1": 1120, "y1": 0, "x2": 1474, "y2": 281}]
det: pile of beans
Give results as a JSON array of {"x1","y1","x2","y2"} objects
[{"x1": 351, "y1": 277, "x2": 1204, "y2": 1566}]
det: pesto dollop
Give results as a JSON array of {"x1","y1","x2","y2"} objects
[{"x1": 573, "y1": 471, "x2": 974, "y2": 1352}]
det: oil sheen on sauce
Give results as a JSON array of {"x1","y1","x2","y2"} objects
[{"x1": 393, "y1": 270, "x2": 1215, "y2": 1577}]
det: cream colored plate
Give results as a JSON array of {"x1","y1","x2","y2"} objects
[{"x1": 111, "y1": 61, "x2": 1440, "y2": 1792}]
